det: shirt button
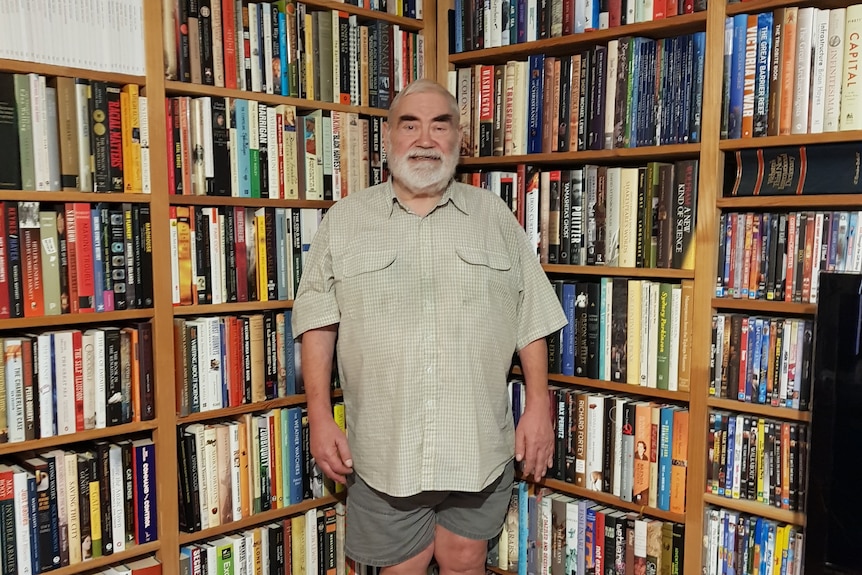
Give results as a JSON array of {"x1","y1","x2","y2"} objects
[
  {"x1": 426, "y1": 365, "x2": 433, "y2": 374},
  {"x1": 426, "y1": 400, "x2": 434, "y2": 408}
]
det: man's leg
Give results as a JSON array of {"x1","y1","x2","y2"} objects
[
  {"x1": 434, "y1": 525, "x2": 487, "y2": 575},
  {"x1": 379, "y1": 541, "x2": 435, "y2": 575}
]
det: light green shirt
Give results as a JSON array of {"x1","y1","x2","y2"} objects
[{"x1": 292, "y1": 180, "x2": 567, "y2": 496}]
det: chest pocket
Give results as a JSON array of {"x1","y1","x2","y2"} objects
[
  {"x1": 454, "y1": 246, "x2": 516, "y2": 315},
  {"x1": 340, "y1": 249, "x2": 399, "y2": 319}
]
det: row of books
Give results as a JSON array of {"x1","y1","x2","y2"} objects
[
  {"x1": 0, "y1": 439, "x2": 157, "y2": 574},
  {"x1": 512, "y1": 381, "x2": 690, "y2": 513},
  {"x1": 170, "y1": 206, "x2": 321, "y2": 308},
  {"x1": 0, "y1": 202, "x2": 154, "y2": 320},
  {"x1": 0, "y1": 0, "x2": 145, "y2": 76},
  {"x1": 178, "y1": 405, "x2": 343, "y2": 533},
  {"x1": 163, "y1": 0, "x2": 423, "y2": 109},
  {"x1": 0, "y1": 323, "x2": 155, "y2": 445},
  {"x1": 710, "y1": 314, "x2": 812, "y2": 411},
  {"x1": 707, "y1": 411, "x2": 808, "y2": 512},
  {"x1": 167, "y1": 96, "x2": 384, "y2": 199},
  {"x1": 179, "y1": 502, "x2": 345, "y2": 575},
  {"x1": 722, "y1": 5, "x2": 862, "y2": 139},
  {"x1": 716, "y1": 210, "x2": 861, "y2": 304},
  {"x1": 0, "y1": 75, "x2": 150, "y2": 193},
  {"x1": 450, "y1": 34, "x2": 704, "y2": 159},
  {"x1": 467, "y1": 161, "x2": 698, "y2": 270},
  {"x1": 451, "y1": 0, "x2": 707, "y2": 52},
  {"x1": 173, "y1": 311, "x2": 309, "y2": 416},
  {"x1": 550, "y1": 279, "x2": 694, "y2": 393},
  {"x1": 703, "y1": 507, "x2": 804, "y2": 575},
  {"x1": 489, "y1": 482, "x2": 686, "y2": 575}
]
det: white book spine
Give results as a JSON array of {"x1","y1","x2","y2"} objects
[
  {"x1": 92, "y1": 328, "x2": 107, "y2": 429},
  {"x1": 261, "y1": 3, "x2": 274, "y2": 94},
  {"x1": 841, "y1": 5, "x2": 862, "y2": 130},
  {"x1": 249, "y1": 3, "x2": 262, "y2": 93},
  {"x1": 229, "y1": 422, "x2": 243, "y2": 521},
  {"x1": 51, "y1": 332, "x2": 75, "y2": 436},
  {"x1": 201, "y1": 97, "x2": 214, "y2": 180},
  {"x1": 585, "y1": 395, "x2": 604, "y2": 490},
  {"x1": 268, "y1": 106, "x2": 280, "y2": 199},
  {"x1": 207, "y1": 317, "x2": 223, "y2": 410},
  {"x1": 305, "y1": 508, "x2": 319, "y2": 575},
  {"x1": 109, "y1": 443, "x2": 126, "y2": 552},
  {"x1": 81, "y1": 331, "x2": 96, "y2": 430},
  {"x1": 824, "y1": 8, "x2": 845, "y2": 131},
  {"x1": 139, "y1": 96, "x2": 151, "y2": 193},
  {"x1": 37, "y1": 333, "x2": 55, "y2": 438},
  {"x1": 13, "y1": 469, "x2": 33, "y2": 575},
  {"x1": 808, "y1": 9, "x2": 830, "y2": 133},
  {"x1": 810, "y1": 213, "x2": 825, "y2": 303},
  {"x1": 612, "y1": 397, "x2": 626, "y2": 496},
  {"x1": 668, "y1": 285, "x2": 682, "y2": 392},
  {"x1": 791, "y1": 8, "x2": 815, "y2": 134}
]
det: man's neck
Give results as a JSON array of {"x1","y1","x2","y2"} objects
[{"x1": 392, "y1": 179, "x2": 448, "y2": 217}]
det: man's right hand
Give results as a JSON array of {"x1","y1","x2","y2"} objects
[{"x1": 310, "y1": 416, "x2": 354, "y2": 484}]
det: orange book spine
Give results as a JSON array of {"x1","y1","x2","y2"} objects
[
  {"x1": 632, "y1": 401, "x2": 652, "y2": 506},
  {"x1": 778, "y1": 8, "x2": 798, "y2": 135},
  {"x1": 669, "y1": 408, "x2": 689, "y2": 514}
]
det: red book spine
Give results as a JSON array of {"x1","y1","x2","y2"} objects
[
  {"x1": 222, "y1": 0, "x2": 238, "y2": 89},
  {"x1": 72, "y1": 329, "x2": 84, "y2": 431},
  {"x1": 64, "y1": 204, "x2": 80, "y2": 314},
  {"x1": 234, "y1": 206, "x2": 248, "y2": 302}
]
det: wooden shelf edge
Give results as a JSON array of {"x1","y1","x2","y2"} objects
[
  {"x1": 48, "y1": 541, "x2": 161, "y2": 575},
  {"x1": 486, "y1": 566, "x2": 514, "y2": 575},
  {"x1": 301, "y1": 0, "x2": 425, "y2": 29},
  {"x1": 707, "y1": 397, "x2": 811, "y2": 422},
  {"x1": 0, "y1": 58, "x2": 146, "y2": 84},
  {"x1": 173, "y1": 300, "x2": 294, "y2": 316},
  {"x1": 716, "y1": 194, "x2": 862, "y2": 209},
  {"x1": 702, "y1": 493, "x2": 806, "y2": 526},
  {"x1": 164, "y1": 81, "x2": 388, "y2": 116},
  {"x1": 458, "y1": 144, "x2": 700, "y2": 166},
  {"x1": 543, "y1": 372, "x2": 691, "y2": 402},
  {"x1": 719, "y1": 131, "x2": 862, "y2": 149},
  {"x1": 449, "y1": 12, "x2": 707, "y2": 65},
  {"x1": 542, "y1": 264, "x2": 695, "y2": 279},
  {"x1": 0, "y1": 309, "x2": 154, "y2": 331},
  {"x1": 178, "y1": 494, "x2": 341, "y2": 545},
  {"x1": 169, "y1": 195, "x2": 335, "y2": 209},
  {"x1": 0, "y1": 190, "x2": 152, "y2": 203},
  {"x1": 0, "y1": 420, "x2": 160, "y2": 456},
  {"x1": 176, "y1": 391, "x2": 343, "y2": 424},
  {"x1": 711, "y1": 298, "x2": 816, "y2": 315},
  {"x1": 536, "y1": 477, "x2": 686, "y2": 523}
]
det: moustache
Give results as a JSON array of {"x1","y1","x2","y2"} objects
[{"x1": 407, "y1": 151, "x2": 443, "y2": 160}]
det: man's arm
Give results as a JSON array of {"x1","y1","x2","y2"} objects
[
  {"x1": 514, "y1": 337, "x2": 555, "y2": 481},
  {"x1": 301, "y1": 325, "x2": 353, "y2": 483}
]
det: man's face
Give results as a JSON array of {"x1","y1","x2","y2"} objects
[{"x1": 384, "y1": 90, "x2": 460, "y2": 194}]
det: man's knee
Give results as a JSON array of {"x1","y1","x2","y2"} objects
[
  {"x1": 379, "y1": 542, "x2": 435, "y2": 575},
  {"x1": 433, "y1": 526, "x2": 487, "y2": 574}
]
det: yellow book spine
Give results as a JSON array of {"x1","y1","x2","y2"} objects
[
  {"x1": 256, "y1": 209, "x2": 268, "y2": 302},
  {"x1": 333, "y1": 402, "x2": 346, "y2": 494},
  {"x1": 272, "y1": 409, "x2": 283, "y2": 508},
  {"x1": 292, "y1": 514, "x2": 307, "y2": 575}
]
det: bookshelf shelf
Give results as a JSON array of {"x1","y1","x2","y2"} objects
[
  {"x1": 0, "y1": 420, "x2": 160, "y2": 456},
  {"x1": 0, "y1": 58, "x2": 146, "y2": 84},
  {"x1": 449, "y1": 12, "x2": 707, "y2": 65},
  {"x1": 0, "y1": 309, "x2": 154, "y2": 331},
  {"x1": 486, "y1": 567, "x2": 513, "y2": 575},
  {"x1": 165, "y1": 80, "x2": 389, "y2": 117},
  {"x1": 546, "y1": 372, "x2": 691, "y2": 402},
  {"x1": 706, "y1": 397, "x2": 812, "y2": 422},
  {"x1": 719, "y1": 130, "x2": 862, "y2": 149},
  {"x1": 301, "y1": 0, "x2": 425, "y2": 30},
  {"x1": 177, "y1": 390, "x2": 343, "y2": 424},
  {"x1": 725, "y1": 0, "x2": 855, "y2": 16},
  {"x1": 716, "y1": 194, "x2": 862, "y2": 209},
  {"x1": 49, "y1": 541, "x2": 161, "y2": 575},
  {"x1": 543, "y1": 264, "x2": 696, "y2": 279},
  {"x1": 711, "y1": 298, "x2": 816, "y2": 316},
  {"x1": 457, "y1": 144, "x2": 701, "y2": 166},
  {"x1": 702, "y1": 493, "x2": 806, "y2": 526},
  {"x1": 172, "y1": 300, "x2": 294, "y2": 316},
  {"x1": 0, "y1": 191, "x2": 152, "y2": 204},
  {"x1": 169, "y1": 195, "x2": 335, "y2": 209},
  {"x1": 535, "y1": 476, "x2": 687, "y2": 523},
  {"x1": 177, "y1": 494, "x2": 341, "y2": 545}
]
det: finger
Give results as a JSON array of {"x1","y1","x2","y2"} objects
[
  {"x1": 514, "y1": 428, "x2": 526, "y2": 462},
  {"x1": 317, "y1": 460, "x2": 347, "y2": 485},
  {"x1": 336, "y1": 435, "x2": 354, "y2": 469},
  {"x1": 326, "y1": 453, "x2": 353, "y2": 476}
]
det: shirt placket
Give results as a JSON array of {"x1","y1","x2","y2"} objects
[{"x1": 417, "y1": 210, "x2": 438, "y2": 488}]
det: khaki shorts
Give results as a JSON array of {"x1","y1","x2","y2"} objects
[{"x1": 344, "y1": 460, "x2": 515, "y2": 567}]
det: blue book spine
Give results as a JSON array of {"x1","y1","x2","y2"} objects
[
  {"x1": 235, "y1": 99, "x2": 251, "y2": 197},
  {"x1": 724, "y1": 415, "x2": 736, "y2": 496},
  {"x1": 759, "y1": 320, "x2": 770, "y2": 404},
  {"x1": 517, "y1": 481, "x2": 529, "y2": 575},
  {"x1": 91, "y1": 208, "x2": 105, "y2": 312},
  {"x1": 134, "y1": 441, "x2": 158, "y2": 543},
  {"x1": 657, "y1": 406, "x2": 674, "y2": 511},
  {"x1": 561, "y1": 282, "x2": 576, "y2": 376},
  {"x1": 728, "y1": 13, "x2": 748, "y2": 140},
  {"x1": 287, "y1": 406, "x2": 304, "y2": 504},
  {"x1": 750, "y1": 318, "x2": 763, "y2": 403},
  {"x1": 284, "y1": 310, "x2": 296, "y2": 396},
  {"x1": 278, "y1": 12, "x2": 288, "y2": 96},
  {"x1": 27, "y1": 474, "x2": 39, "y2": 574},
  {"x1": 275, "y1": 208, "x2": 287, "y2": 300},
  {"x1": 527, "y1": 54, "x2": 544, "y2": 154},
  {"x1": 517, "y1": 0, "x2": 527, "y2": 44},
  {"x1": 509, "y1": 0, "x2": 517, "y2": 45},
  {"x1": 753, "y1": 13, "x2": 773, "y2": 137}
]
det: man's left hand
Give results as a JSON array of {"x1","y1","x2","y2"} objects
[{"x1": 514, "y1": 403, "x2": 555, "y2": 482}]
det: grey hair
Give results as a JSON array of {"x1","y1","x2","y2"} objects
[{"x1": 387, "y1": 79, "x2": 460, "y2": 125}]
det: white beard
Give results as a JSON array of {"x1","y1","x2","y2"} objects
[{"x1": 388, "y1": 148, "x2": 459, "y2": 194}]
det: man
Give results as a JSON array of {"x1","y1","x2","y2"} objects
[{"x1": 292, "y1": 79, "x2": 566, "y2": 574}]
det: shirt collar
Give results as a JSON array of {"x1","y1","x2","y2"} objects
[{"x1": 385, "y1": 179, "x2": 472, "y2": 217}]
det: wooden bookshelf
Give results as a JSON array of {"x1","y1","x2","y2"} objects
[
  {"x1": 168, "y1": 195, "x2": 335, "y2": 209},
  {"x1": 457, "y1": 143, "x2": 701, "y2": 166},
  {"x1": 0, "y1": 58, "x2": 146, "y2": 85},
  {"x1": 172, "y1": 299, "x2": 294, "y2": 316},
  {"x1": 702, "y1": 493, "x2": 806, "y2": 526},
  {"x1": 0, "y1": 309, "x2": 154, "y2": 331},
  {"x1": 711, "y1": 298, "x2": 816, "y2": 316},
  {"x1": 543, "y1": 264, "x2": 696, "y2": 279},
  {"x1": 301, "y1": 0, "x2": 425, "y2": 30},
  {"x1": 716, "y1": 194, "x2": 862, "y2": 209},
  {"x1": 177, "y1": 390, "x2": 343, "y2": 425},
  {"x1": 50, "y1": 542, "x2": 161, "y2": 575},
  {"x1": 706, "y1": 397, "x2": 812, "y2": 422},
  {"x1": 0, "y1": 421, "x2": 160, "y2": 456},
  {"x1": 0, "y1": 190, "x2": 153, "y2": 203},
  {"x1": 547, "y1": 373, "x2": 691, "y2": 402}
]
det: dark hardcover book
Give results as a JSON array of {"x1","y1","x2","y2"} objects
[
  {"x1": 798, "y1": 319, "x2": 813, "y2": 411},
  {"x1": 265, "y1": 208, "x2": 277, "y2": 300},
  {"x1": 493, "y1": 64, "x2": 505, "y2": 156},
  {"x1": 575, "y1": 283, "x2": 589, "y2": 377},
  {"x1": 193, "y1": 207, "x2": 211, "y2": 305},
  {"x1": 594, "y1": 167, "x2": 607, "y2": 266},
  {"x1": 614, "y1": 38, "x2": 631, "y2": 149},
  {"x1": 0, "y1": 74, "x2": 21, "y2": 190},
  {"x1": 672, "y1": 159, "x2": 698, "y2": 269},
  {"x1": 559, "y1": 170, "x2": 572, "y2": 264},
  {"x1": 104, "y1": 327, "x2": 123, "y2": 426},
  {"x1": 95, "y1": 442, "x2": 114, "y2": 555},
  {"x1": 548, "y1": 170, "x2": 561, "y2": 264},
  {"x1": 178, "y1": 429, "x2": 201, "y2": 532},
  {"x1": 122, "y1": 204, "x2": 136, "y2": 309},
  {"x1": 548, "y1": 281, "x2": 563, "y2": 374},
  {"x1": 171, "y1": 99, "x2": 184, "y2": 194},
  {"x1": 586, "y1": 281, "x2": 601, "y2": 379},
  {"x1": 726, "y1": 143, "x2": 862, "y2": 196},
  {"x1": 97, "y1": 205, "x2": 114, "y2": 308},
  {"x1": 590, "y1": 45, "x2": 607, "y2": 151},
  {"x1": 136, "y1": 321, "x2": 155, "y2": 421},
  {"x1": 89, "y1": 81, "x2": 111, "y2": 192},
  {"x1": 527, "y1": 54, "x2": 545, "y2": 155},
  {"x1": 577, "y1": 49, "x2": 590, "y2": 151},
  {"x1": 76, "y1": 453, "x2": 93, "y2": 561},
  {"x1": 377, "y1": 22, "x2": 392, "y2": 110},
  {"x1": 107, "y1": 206, "x2": 127, "y2": 310},
  {"x1": 105, "y1": 85, "x2": 124, "y2": 193},
  {"x1": 258, "y1": 103, "x2": 270, "y2": 199},
  {"x1": 263, "y1": 310, "x2": 276, "y2": 400},
  {"x1": 131, "y1": 205, "x2": 144, "y2": 308},
  {"x1": 177, "y1": 0, "x2": 192, "y2": 82},
  {"x1": 132, "y1": 439, "x2": 158, "y2": 543},
  {"x1": 554, "y1": 388, "x2": 567, "y2": 481},
  {"x1": 558, "y1": 58, "x2": 572, "y2": 153},
  {"x1": 5, "y1": 202, "x2": 23, "y2": 318},
  {"x1": 137, "y1": 205, "x2": 153, "y2": 308},
  {"x1": 210, "y1": 97, "x2": 231, "y2": 195},
  {"x1": 20, "y1": 337, "x2": 36, "y2": 441},
  {"x1": 610, "y1": 277, "x2": 628, "y2": 383},
  {"x1": 241, "y1": 317, "x2": 252, "y2": 403},
  {"x1": 198, "y1": 0, "x2": 215, "y2": 85},
  {"x1": 19, "y1": 456, "x2": 60, "y2": 571},
  {"x1": 120, "y1": 441, "x2": 134, "y2": 546}
]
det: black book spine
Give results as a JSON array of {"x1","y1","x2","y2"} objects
[
  {"x1": 210, "y1": 97, "x2": 231, "y2": 195},
  {"x1": 198, "y1": 0, "x2": 215, "y2": 85},
  {"x1": 0, "y1": 74, "x2": 21, "y2": 190},
  {"x1": 224, "y1": 207, "x2": 238, "y2": 302}
]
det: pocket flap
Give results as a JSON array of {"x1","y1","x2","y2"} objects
[
  {"x1": 343, "y1": 250, "x2": 397, "y2": 278},
  {"x1": 456, "y1": 247, "x2": 512, "y2": 271}
]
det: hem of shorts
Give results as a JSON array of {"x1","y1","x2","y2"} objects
[
  {"x1": 345, "y1": 532, "x2": 436, "y2": 568},
  {"x1": 436, "y1": 517, "x2": 504, "y2": 542}
]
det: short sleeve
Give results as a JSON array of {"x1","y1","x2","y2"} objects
[{"x1": 291, "y1": 215, "x2": 341, "y2": 337}]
